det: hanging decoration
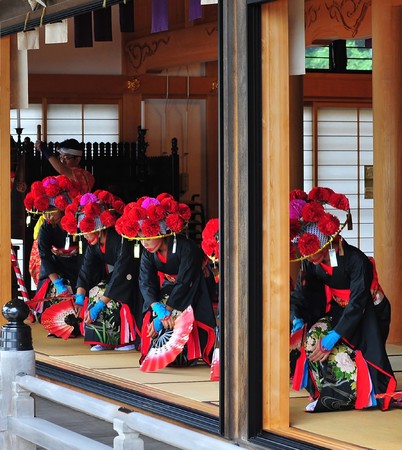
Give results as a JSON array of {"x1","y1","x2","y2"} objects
[
  {"x1": 189, "y1": 0, "x2": 203, "y2": 21},
  {"x1": 151, "y1": 0, "x2": 169, "y2": 33}
]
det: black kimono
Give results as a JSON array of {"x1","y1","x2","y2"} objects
[
  {"x1": 139, "y1": 234, "x2": 216, "y2": 366},
  {"x1": 291, "y1": 238, "x2": 396, "y2": 412},
  {"x1": 77, "y1": 228, "x2": 143, "y2": 348},
  {"x1": 37, "y1": 221, "x2": 80, "y2": 291},
  {"x1": 33, "y1": 222, "x2": 81, "y2": 326}
]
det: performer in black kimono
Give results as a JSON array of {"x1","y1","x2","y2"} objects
[
  {"x1": 24, "y1": 175, "x2": 82, "y2": 335},
  {"x1": 289, "y1": 187, "x2": 396, "y2": 412},
  {"x1": 115, "y1": 193, "x2": 216, "y2": 369},
  {"x1": 61, "y1": 190, "x2": 142, "y2": 351}
]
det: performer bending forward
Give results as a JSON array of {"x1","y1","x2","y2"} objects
[
  {"x1": 289, "y1": 187, "x2": 396, "y2": 412},
  {"x1": 115, "y1": 193, "x2": 216, "y2": 369},
  {"x1": 61, "y1": 190, "x2": 143, "y2": 351}
]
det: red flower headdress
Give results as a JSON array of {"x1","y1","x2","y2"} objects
[
  {"x1": 289, "y1": 187, "x2": 352, "y2": 262},
  {"x1": 201, "y1": 218, "x2": 219, "y2": 263},
  {"x1": 60, "y1": 190, "x2": 124, "y2": 236},
  {"x1": 24, "y1": 175, "x2": 80, "y2": 219},
  {"x1": 115, "y1": 193, "x2": 191, "y2": 241}
]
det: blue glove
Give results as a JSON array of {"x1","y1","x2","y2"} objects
[
  {"x1": 89, "y1": 300, "x2": 106, "y2": 321},
  {"x1": 151, "y1": 302, "x2": 170, "y2": 320},
  {"x1": 53, "y1": 278, "x2": 68, "y2": 296},
  {"x1": 75, "y1": 293, "x2": 85, "y2": 306},
  {"x1": 291, "y1": 317, "x2": 304, "y2": 333},
  {"x1": 321, "y1": 330, "x2": 341, "y2": 351},
  {"x1": 153, "y1": 318, "x2": 164, "y2": 333},
  {"x1": 39, "y1": 142, "x2": 53, "y2": 160}
]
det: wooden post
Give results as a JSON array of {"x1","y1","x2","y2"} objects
[
  {"x1": 372, "y1": 0, "x2": 402, "y2": 343},
  {"x1": 0, "y1": 37, "x2": 12, "y2": 326},
  {"x1": 261, "y1": 0, "x2": 290, "y2": 431}
]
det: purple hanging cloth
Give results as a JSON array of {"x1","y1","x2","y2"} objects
[
  {"x1": 189, "y1": 0, "x2": 203, "y2": 21},
  {"x1": 152, "y1": 0, "x2": 169, "y2": 33}
]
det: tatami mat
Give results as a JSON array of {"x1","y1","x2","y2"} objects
[
  {"x1": 30, "y1": 321, "x2": 220, "y2": 416},
  {"x1": 290, "y1": 397, "x2": 402, "y2": 450},
  {"x1": 31, "y1": 320, "x2": 402, "y2": 448}
]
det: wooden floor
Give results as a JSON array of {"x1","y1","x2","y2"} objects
[{"x1": 31, "y1": 322, "x2": 402, "y2": 449}]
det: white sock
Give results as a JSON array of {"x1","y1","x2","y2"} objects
[{"x1": 305, "y1": 399, "x2": 318, "y2": 412}]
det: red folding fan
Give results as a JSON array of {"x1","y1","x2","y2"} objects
[
  {"x1": 140, "y1": 305, "x2": 195, "y2": 372},
  {"x1": 41, "y1": 298, "x2": 82, "y2": 340}
]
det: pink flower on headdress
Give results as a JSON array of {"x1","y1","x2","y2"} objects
[
  {"x1": 80, "y1": 193, "x2": 98, "y2": 206},
  {"x1": 141, "y1": 197, "x2": 160, "y2": 209},
  {"x1": 289, "y1": 199, "x2": 306, "y2": 220},
  {"x1": 43, "y1": 177, "x2": 58, "y2": 188}
]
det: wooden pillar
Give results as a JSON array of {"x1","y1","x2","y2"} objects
[
  {"x1": 221, "y1": 0, "x2": 250, "y2": 441},
  {"x1": 372, "y1": 0, "x2": 402, "y2": 343},
  {"x1": 261, "y1": 0, "x2": 290, "y2": 430},
  {"x1": 289, "y1": 75, "x2": 304, "y2": 284},
  {"x1": 0, "y1": 36, "x2": 12, "y2": 325}
]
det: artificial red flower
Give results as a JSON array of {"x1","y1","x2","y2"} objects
[
  {"x1": 34, "y1": 195, "x2": 50, "y2": 212},
  {"x1": 44, "y1": 184, "x2": 62, "y2": 198},
  {"x1": 142, "y1": 219, "x2": 161, "y2": 237},
  {"x1": 30, "y1": 181, "x2": 45, "y2": 196},
  {"x1": 318, "y1": 213, "x2": 340, "y2": 236},
  {"x1": 178, "y1": 203, "x2": 191, "y2": 221},
  {"x1": 80, "y1": 217, "x2": 96, "y2": 233},
  {"x1": 147, "y1": 204, "x2": 167, "y2": 221},
  {"x1": 289, "y1": 189, "x2": 307, "y2": 201},
  {"x1": 157, "y1": 192, "x2": 174, "y2": 202},
  {"x1": 166, "y1": 214, "x2": 184, "y2": 233},
  {"x1": 61, "y1": 214, "x2": 78, "y2": 235},
  {"x1": 302, "y1": 201, "x2": 325, "y2": 222},
  {"x1": 113, "y1": 199, "x2": 125, "y2": 215},
  {"x1": 97, "y1": 190, "x2": 114, "y2": 205},
  {"x1": 329, "y1": 193, "x2": 350, "y2": 211},
  {"x1": 202, "y1": 219, "x2": 219, "y2": 240},
  {"x1": 100, "y1": 210, "x2": 116, "y2": 227},
  {"x1": 54, "y1": 195, "x2": 69, "y2": 211},
  {"x1": 24, "y1": 193, "x2": 34, "y2": 210},
  {"x1": 201, "y1": 239, "x2": 216, "y2": 258},
  {"x1": 122, "y1": 219, "x2": 140, "y2": 238},
  {"x1": 83, "y1": 202, "x2": 101, "y2": 218},
  {"x1": 57, "y1": 175, "x2": 73, "y2": 190},
  {"x1": 308, "y1": 187, "x2": 334, "y2": 203},
  {"x1": 298, "y1": 233, "x2": 321, "y2": 256},
  {"x1": 290, "y1": 219, "x2": 301, "y2": 240},
  {"x1": 127, "y1": 205, "x2": 147, "y2": 221},
  {"x1": 161, "y1": 197, "x2": 179, "y2": 213}
]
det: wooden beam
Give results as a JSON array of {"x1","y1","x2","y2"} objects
[
  {"x1": 0, "y1": 36, "x2": 12, "y2": 325},
  {"x1": 123, "y1": 22, "x2": 218, "y2": 75},
  {"x1": 28, "y1": 74, "x2": 217, "y2": 101}
]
